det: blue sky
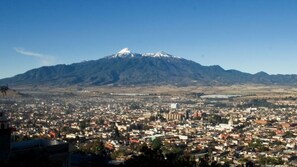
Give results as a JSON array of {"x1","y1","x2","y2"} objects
[{"x1": 1, "y1": 0, "x2": 297, "y2": 79}]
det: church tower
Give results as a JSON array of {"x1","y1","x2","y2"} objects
[{"x1": 0, "y1": 112, "x2": 12, "y2": 161}]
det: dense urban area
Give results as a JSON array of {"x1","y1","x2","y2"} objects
[{"x1": 1, "y1": 86, "x2": 297, "y2": 167}]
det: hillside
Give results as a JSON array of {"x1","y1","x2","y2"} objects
[{"x1": 1, "y1": 48, "x2": 297, "y2": 87}]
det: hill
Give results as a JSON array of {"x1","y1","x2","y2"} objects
[{"x1": 1, "y1": 48, "x2": 297, "y2": 87}]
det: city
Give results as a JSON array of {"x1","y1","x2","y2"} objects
[
  {"x1": 1, "y1": 85, "x2": 297, "y2": 166},
  {"x1": 1, "y1": 1, "x2": 297, "y2": 166}
]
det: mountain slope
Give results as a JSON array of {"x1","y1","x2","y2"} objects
[{"x1": 1, "y1": 48, "x2": 297, "y2": 86}]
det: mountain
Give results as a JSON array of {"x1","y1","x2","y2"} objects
[{"x1": 1, "y1": 48, "x2": 297, "y2": 87}]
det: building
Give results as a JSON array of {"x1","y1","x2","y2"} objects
[
  {"x1": 164, "y1": 113, "x2": 184, "y2": 121},
  {"x1": 0, "y1": 112, "x2": 70, "y2": 167},
  {"x1": 170, "y1": 103, "x2": 180, "y2": 109},
  {"x1": 0, "y1": 112, "x2": 12, "y2": 161}
]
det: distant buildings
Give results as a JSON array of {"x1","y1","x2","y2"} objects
[
  {"x1": 2, "y1": 89, "x2": 297, "y2": 166},
  {"x1": 170, "y1": 103, "x2": 179, "y2": 109},
  {"x1": 0, "y1": 112, "x2": 69, "y2": 167},
  {"x1": 163, "y1": 113, "x2": 184, "y2": 121}
]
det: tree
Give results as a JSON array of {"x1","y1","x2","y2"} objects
[
  {"x1": 207, "y1": 114, "x2": 223, "y2": 125},
  {"x1": 258, "y1": 156, "x2": 284, "y2": 165},
  {"x1": 283, "y1": 131, "x2": 294, "y2": 138},
  {"x1": 130, "y1": 103, "x2": 141, "y2": 110},
  {"x1": 246, "y1": 160, "x2": 255, "y2": 167},
  {"x1": 79, "y1": 120, "x2": 87, "y2": 130},
  {"x1": 0, "y1": 85, "x2": 8, "y2": 96},
  {"x1": 137, "y1": 143, "x2": 150, "y2": 155},
  {"x1": 97, "y1": 118, "x2": 105, "y2": 125},
  {"x1": 151, "y1": 138, "x2": 162, "y2": 151},
  {"x1": 113, "y1": 126, "x2": 120, "y2": 140}
]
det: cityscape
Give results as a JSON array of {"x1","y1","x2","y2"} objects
[
  {"x1": 1, "y1": 85, "x2": 297, "y2": 166},
  {"x1": 1, "y1": 0, "x2": 297, "y2": 167}
]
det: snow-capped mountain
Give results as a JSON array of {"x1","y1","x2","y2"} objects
[
  {"x1": 143, "y1": 51, "x2": 180, "y2": 58},
  {"x1": 112, "y1": 48, "x2": 140, "y2": 58},
  {"x1": 118, "y1": 48, "x2": 131, "y2": 54},
  {"x1": 111, "y1": 48, "x2": 181, "y2": 59},
  {"x1": 1, "y1": 48, "x2": 297, "y2": 86}
]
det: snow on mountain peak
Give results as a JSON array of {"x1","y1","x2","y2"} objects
[
  {"x1": 143, "y1": 52, "x2": 168, "y2": 58},
  {"x1": 118, "y1": 48, "x2": 131, "y2": 54},
  {"x1": 112, "y1": 48, "x2": 135, "y2": 58},
  {"x1": 143, "y1": 51, "x2": 180, "y2": 58},
  {"x1": 111, "y1": 48, "x2": 181, "y2": 59},
  {"x1": 155, "y1": 51, "x2": 171, "y2": 57}
]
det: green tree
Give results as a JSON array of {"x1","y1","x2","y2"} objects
[
  {"x1": 97, "y1": 118, "x2": 105, "y2": 125},
  {"x1": 258, "y1": 156, "x2": 284, "y2": 165},
  {"x1": 151, "y1": 138, "x2": 162, "y2": 150},
  {"x1": 284, "y1": 131, "x2": 294, "y2": 138}
]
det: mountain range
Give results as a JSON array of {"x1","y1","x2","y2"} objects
[{"x1": 1, "y1": 48, "x2": 297, "y2": 87}]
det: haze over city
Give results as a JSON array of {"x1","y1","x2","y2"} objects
[{"x1": 1, "y1": 0, "x2": 297, "y2": 79}]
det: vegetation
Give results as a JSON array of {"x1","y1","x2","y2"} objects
[
  {"x1": 258, "y1": 156, "x2": 284, "y2": 165},
  {"x1": 5, "y1": 51, "x2": 297, "y2": 87},
  {"x1": 206, "y1": 114, "x2": 228, "y2": 125},
  {"x1": 283, "y1": 131, "x2": 295, "y2": 138},
  {"x1": 240, "y1": 99, "x2": 274, "y2": 108},
  {"x1": 248, "y1": 139, "x2": 269, "y2": 152},
  {"x1": 151, "y1": 138, "x2": 162, "y2": 150}
]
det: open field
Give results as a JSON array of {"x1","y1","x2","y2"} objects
[{"x1": 4, "y1": 84, "x2": 297, "y2": 100}]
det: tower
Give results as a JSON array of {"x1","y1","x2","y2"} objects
[
  {"x1": 0, "y1": 112, "x2": 11, "y2": 161},
  {"x1": 228, "y1": 115, "x2": 234, "y2": 126}
]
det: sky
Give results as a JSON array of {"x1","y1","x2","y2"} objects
[{"x1": 1, "y1": 0, "x2": 297, "y2": 79}]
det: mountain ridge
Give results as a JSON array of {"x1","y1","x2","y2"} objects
[{"x1": 1, "y1": 49, "x2": 297, "y2": 87}]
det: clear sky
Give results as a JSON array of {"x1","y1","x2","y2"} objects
[{"x1": 1, "y1": 0, "x2": 297, "y2": 79}]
